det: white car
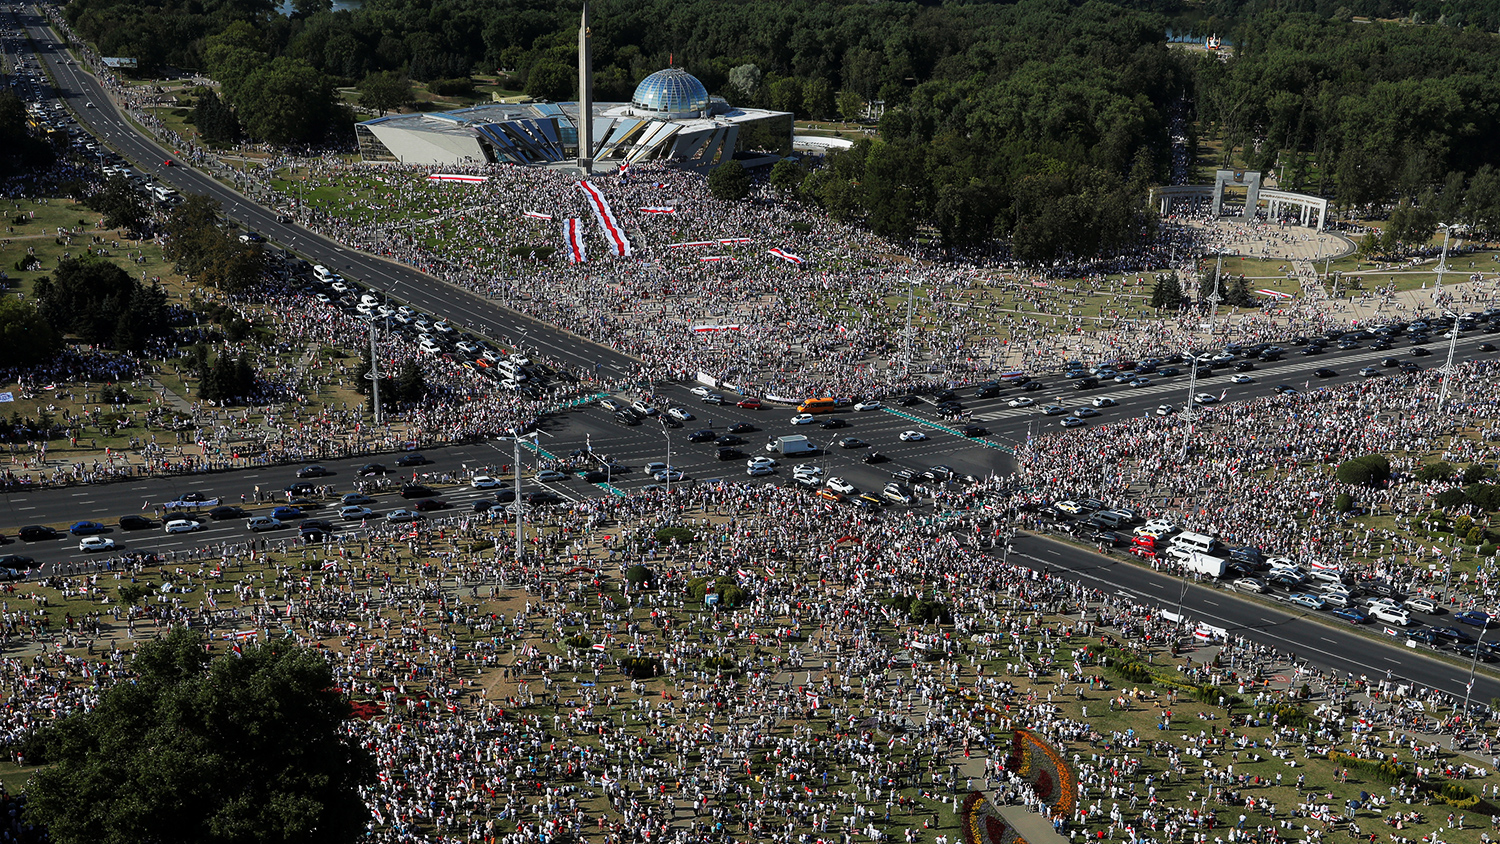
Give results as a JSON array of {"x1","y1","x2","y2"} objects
[
  {"x1": 79, "y1": 536, "x2": 116, "y2": 552},
  {"x1": 1194, "y1": 393, "x2": 1218, "y2": 404},
  {"x1": 1060, "y1": 416, "x2": 1086, "y2": 427},
  {"x1": 790, "y1": 414, "x2": 816, "y2": 425},
  {"x1": 455, "y1": 341, "x2": 479, "y2": 355},
  {"x1": 164, "y1": 519, "x2": 201, "y2": 534},
  {"x1": 1007, "y1": 397, "x2": 1035, "y2": 408},
  {"x1": 472, "y1": 475, "x2": 502, "y2": 489},
  {"x1": 1155, "y1": 404, "x2": 1176, "y2": 415},
  {"x1": 747, "y1": 464, "x2": 775, "y2": 476},
  {"x1": 1230, "y1": 374, "x2": 1254, "y2": 384},
  {"x1": 432, "y1": 321, "x2": 454, "y2": 334},
  {"x1": 854, "y1": 400, "x2": 883, "y2": 411},
  {"x1": 630, "y1": 400, "x2": 659, "y2": 416},
  {"x1": 825, "y1": 477, "x2": 856, "y2": 495},
  {"x1": 898, "y1": 430, "x2": 928, "y2": 442},
  {"x1": 599, "y1": 397, "x2": 624, "y2": 412},
  {"x1": 654, "y1": 469, "x2": 685, "y2": 482},
  {"x1": 339, "y1": 505, "x2": 375, "y2": 520},
  {"x1": 667, "y1": 407, "x2": 694, "y2": 421},
  {"x1": 746, "y1": 456, "x2": 777, "y2": 470},
  {"x1": 689, "y1": 386, "x2": 712, "y2": 398},
  {"x1": 644, "y1": 461, "x2": 671, "y2": 475},
  {"x1": 1091, "y1": 397, "x2": 1117, "y2": 408},
  {"x1": 793, "y1": 465, "x2": 823, "y2": 480}
]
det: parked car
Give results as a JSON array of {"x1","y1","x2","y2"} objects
[
  {"x1": 164, "y1": 519, "x2": 202, "y2": 534},
  {"x1": 78, "y1": 536, "x2": 117, "y2": 553}
]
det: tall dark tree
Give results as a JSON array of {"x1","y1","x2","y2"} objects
[
  {"x1": 34, "y1": 256, "x2": 167, "y2": 351},
  {"x1": 192, "y1": 88, "x2": 241, "y2": 144},
  {"x1": 0, "y1": 297, "x2": 62, "y2": 367},
  {"x1": 23, "y1": 628, "x2": 375, "y2": 844},
  {"x1": 707, "y1": 160, "x2": 751, "y2": 201},
  {"x1": 86, "y1": 175, "x2": 150, "y2": 232}
]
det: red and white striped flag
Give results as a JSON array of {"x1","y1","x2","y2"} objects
[
  {"x1": 523, "y1": 211, "x2": 553, "y2": 220},
  {"x1": 578, "y1": 181, "x2": 631, "y2": 257},
  {"x1": 768, "y1": 248, "x2": 803, "y2": 265},
  {"x1": 564, "y1": 218, "x2": 587, "y2": 264},
  {"x1": 427, "y1": 173, "x2": 487, "y2": 183},
  {"x1": 638, "y1": 206, "x2": 675, "y2": 214}
]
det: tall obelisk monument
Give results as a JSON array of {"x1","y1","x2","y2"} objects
[{"x1": 577, "y1": 1, "x2": 593, "y2": 171}]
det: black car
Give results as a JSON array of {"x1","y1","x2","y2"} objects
[
  {"x1": 922, "y1": 466, "x2": 956, "y2": 482},
  {"x1": 728, "y1": 422, "x2": 756, "y2": 434},
  {"x1": 494, "y1": 488, "x2": 517, "y2": 503},
  {"x1": 1073, "y1": 378, "x2": 1099, "y2": 390},
  {"x1": 936, "y1": 400, "x2": 965, "y2": 412},
  {"x1": 891, "y1": 468, "x2": 918, "y2": 483},
  {"x1": 660, "y1": 416, "x2": 683, "y2": 428},
  {"x1": 962, "y1": 424, "x2": 988, "y2": 437},
  {"x1": 838, "y1": 436, "x2": 867, "y2": 448},
  {"x1": 577, "y1": 469, "x2": 608, "y2": 482},
  {"x1": 688, "y1": 429, "x2": 717, "y2": 443},
  {"x1": 1157, "y1": 367, "x2": 1180, "y2": 377},
  {"x1": 0, "y1": 554, "x2": 36, "y2": 571},
  {"x1": 1481, "y1": 343, "x2": 1497, "y2": 352},
  {"x1": 472, "y1": 499, "x2": 496, "y2": 512},
  {"x1": 1400, "y1": 362, "x2": 1421, "y2": 373},
  {"x1": 358, "y1": 463, "x2": 388, "y2": 476},
  {"x1": 1232, "y1": 360, "x2": 1256, "y2": 372},
  {"x1": 717, "y1": 447, "x2": 745, "y2": 460},
  {"x1": 118, "y1": 514, "x2": 155, "y2": 530},
  {"x1": 975, "y1": 385, "x2": 1002, "y2": 398},
  {"x1": 897, "y1": 395, "x2": 923, "y2": 406},
  {"x1": 523, "y1": 490, "x2": 563, "y2": 505},
  {"x1": 296, "y1": 465, "x2": 330, "y2": 479},
  {"x1": 17, "y1": 526, "x2": 59, "y2": 541},
  {"x1": 615, "y1": 410, "x2": 641, "y2": 425},
  {"x1": 818, "y1": 418, "x2": 849, "y2": 429},
  {"x1": 413, "y1": 498, "x2": 450, "y2": 511},
  {"x1": 395, "y1": 453, "x2": 430, "y2": 467},
  {"x1": 300, "y1": 519, "x2": 335, "y2": 533},
  {"x1": 208, "y1": 506, "x2": 247, "y2": 521},
  {"x1": 400, "y1": 484, "x2": 436, "y2": 498},
  {"x1": 715, "y1": 434, "x2": 747, "y2": 446},
  {"x1": 1313, "y1": 368, "x2": 1337, "y2": 378},
  {"x1": 1023, "y1": 381, "x2": 1044, "y2": 391},
  {"x1": 284, "y1": 482, "x2": 317, "y2": 496},
  {"x1": 862, "y1": 451, "x2": 887, "y2": 464},
  {"x1": 1273, "y1": 384, "x2": 1298, "y2": 395},
  {"x1": 932, "y1": 390, "x2": 958, "y2": 402}
]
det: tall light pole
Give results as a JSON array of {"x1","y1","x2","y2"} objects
[
  {"x1": 660, "y1": 422, "x2": 672, "y2": 495},
  {"x1": 1461, "y1": 625, "x2": 1487, "y2": 739},
  {"x1": 1180, "y1": 348, "x2": 1200, "y2": 460},
  {"x1": 366, "y1": 317, "x2": 382, "y2": 426},
  {"x1": 1436, "y1": 225, "x2": 1461, "y2": 411},
  {"x1": 904, "y1": 280, "x2": 916, "y2": 378}
]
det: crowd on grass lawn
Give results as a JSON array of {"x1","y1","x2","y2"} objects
[{"x1": 0, "y1": 479, "x2": 1493, "y2": 844}]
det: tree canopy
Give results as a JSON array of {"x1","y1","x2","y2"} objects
[
  {"x1": 23, "y1": 629, "x2": 375, "y2": 844},
  {"x1": 33, "y1": 256, "x2": 170, "y2": 351}
]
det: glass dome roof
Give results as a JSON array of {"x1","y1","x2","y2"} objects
[{"x1": 631, "y1": 69, "x2": 710, "y2": 117}]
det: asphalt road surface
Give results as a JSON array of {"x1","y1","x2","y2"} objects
[
  {"x1": 9, "y1": 7, "x2": 1500, "y2": 711},
  {"x1": 15, "y1": 7, "x2": 636, "y2": 376}
]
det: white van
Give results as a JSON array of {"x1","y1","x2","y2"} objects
[
  {"x1": 1170, "y1": 530, "x2": 1219, "y2": 556},
  {"x1": 312, "y1": 264, "x2": 335, "y2": 283},
  {"x1": 1371, "y1": 605, "x2": 1412, "y2": 626}
]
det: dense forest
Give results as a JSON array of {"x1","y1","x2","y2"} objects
[{"x1": 57, "y1": 0, "x2": 1500, "y2": 256}]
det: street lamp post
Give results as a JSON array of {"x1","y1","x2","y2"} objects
[
  {"x1": 1461, "y1": 626, "x2": 1487, "y2": 740},
  {"x1": 661, "y1": 423, "x2": 672, "y2": 495},
  {"x1": 1181, "y1": 347, "x2": 1200, "y2": 460},
  {"x1": 1436, "y1": 225, "x2": 1462, "y2": 411}
]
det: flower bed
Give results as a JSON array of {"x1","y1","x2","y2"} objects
[
  {"x1": 961, "y1": 790, "x2": 1028, "y2": 844},
  {"x1": 1011, "y1": 729, "x2": 1077, "y2": 818}
]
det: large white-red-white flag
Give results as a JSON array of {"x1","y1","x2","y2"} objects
[
  {"x1": 768, "y1": 248, "x2": 803, "y2": 265},
  {"x1": 564, "y1": 218, "x2": 586, "y2": 264},
  {"x1": 578, "y1": 181, "x2": 631, "y2": 257},
  {"x1": 427, "y1": 173, "x2": 487, "y2": 183},
  {"x1": 523, "y1": 211, "x2": 553, "y2": 220}
]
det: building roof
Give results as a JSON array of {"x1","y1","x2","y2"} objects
[{"x1": 630, "y1": 69, "x2": 709, "y2": 118}]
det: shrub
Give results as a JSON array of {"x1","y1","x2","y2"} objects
[
  {"x1": 1335, "y1": 454, "x2": 1391, "y2": 487},
  {"x1": 1468, "y1": 527, "x2": 1485, "y2": 546},
  {"x1": 1465, "y1": 483, "x2": 1500, "y2": 511},
  {"x1": 1434, "y1": 489, "x2": 1467, "y2": 509},
  {"x1": 703, "y1": 655, "x2": 739, "y2": 674},
  {"x1": 562, "y1": 634, "x2": 593, "y2": 649},
  {"x1": 1456, "y1": 515, "x2": 1475, "y2": 538},
  {"x1": 1333, "y1": 493, "x2": 1354, "y2": 513},
  {"x1": 1464, "y1": 464, "x2": 1493, "y2": 484},
  {"x1": 655, "y1": 526, "x2": 695, "y2": 544},
  {"x1": 617, "y1": 656, "x2": 660, "y2": 679},
  {"x1": 624, "y1": 564, "x2": 654, "y2": 586},
  {"x1": 428, "y1": 77, "x2": 475, "y2": 97},
  {"x1": 1483, "y1": 543, "x2": 1498, "y2": 558}
]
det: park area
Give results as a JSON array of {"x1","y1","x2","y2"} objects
[{"x1": 0, "y1": 484, "x2": 1495, "y2": 844}]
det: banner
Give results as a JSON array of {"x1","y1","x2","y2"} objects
[
  {"x1": 163, "y1": 497, "x2": 219, "y2": 509},
  {"x1": 699, "y1": 255, "x2": 730, "y2": 263},
  {"x1": 719, "y1": 237, "x2": 751, "y2": 244},
  {"x1": 1256, "y1": 288, "x2": 1294, "y2": 299},
  {"x1": 690, "y1": 324, "x2": 743, "y2": 333},
  {"x1": 669, "y1": 240, "x2": 715, "y2": 249},
  {"x1": 427, "y1": 173, "x2": 487, "y2": 184},
  {"x1": 768, "y1": 248, "x2": 803, "y2": 265},
  {"x1": 577, "y1": 181, "x2": 631, "y2": 257},
  {"x1": 0, "y1": 392, "x2": 11, "y2": 403},
  {"x1": 638, "y1": 207, "x2": 676, "y2": 214},
  {"x1": 523, "y1": 211, "x2": 553, "y2": 220},
  {"x1": 563, "y1": 218, "x2": 586, "y2": 264}
]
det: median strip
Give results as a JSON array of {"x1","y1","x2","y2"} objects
[{"x1": 879, "y1": 408, "x2": 1015, "y2": 454}]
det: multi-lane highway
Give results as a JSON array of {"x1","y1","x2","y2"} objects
[
  {"x1": 14, "y1": 5, "x2": 635, "y2": 375},
  {"x1": 10, "y1": 3, "x2": 1500, "y2": 711}
]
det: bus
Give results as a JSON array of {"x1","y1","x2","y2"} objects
[{"x1": 797, "y1": 398, "x2": 837, "y2": 414}]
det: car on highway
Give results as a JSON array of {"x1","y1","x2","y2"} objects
[
  {"x1": 1072, "y1": 407, "x2": 1100, "y2": 418},
  {"x1": 825, "y1": 477, "x2": 856, "y2": 495},
  {"x1": 385, "y1": 509, "x2": 424, "y2": 522},
  {"x1": 701, "y1": 393, "x2": 726, "y2": 405},
  {"x1": 1193, "y1": 393, "x2": 1218, "y2": 404},
  {"x1": 961, "y1": 424, "x2": 988, "y2": 437},
  {"x1": 688, "y1": 430, "x2": 717, "y2": 443},
  {"x1": 838, "y1": 436, "x2": 867, "y2": 448},
  {"x1": 270, "y1": 506, "x2": 304, "y2": 521},
  {"x1": 630, "y1": 400, "x2": 659, "y2": 417},
  {"x1": 854, "y1": 400, "x2": 883, "y2": 411},
  {"x1": 17, "y1": 526, "x2": 60, "y2": 541},
  {"x1": 1359, "y1": 366, "x2": 1382, "y2": 377},
  {"x1": 203, "y1": 505, "x2": 244, "y2": 520},
  {"x1": 296, "y1": 465, "x2": 331, "y2": 478},
  {"x1": 667, "y1": 407, "x2": 694, "y2": 421},
  {"x1": 400, "y1": 484, "x2": 435, "y2": 498},
  {"x1": 1091, "y1": 397, "x2": 1117, "y2": 408},
  {"x1": 747, "y1": 456, "x2": 777, "y2": 470},
  {"x1": 1482, "y1": 343, "x2": 1498, "y2": 352},
  {"x1": 76, "y1": 534, "x2": 116, "y2": 553},
  {"x1": 1412, "y1": 346, "x2": 1432, "y2": 356},
  {"x1": 1404, "y1": 596, "x2": 1440, "y2": 614},
  {"x1": 790, "y1": 413, "x2": 816, "y2": 425},
  {"x1": 535, "y1": 470, "x2": 569, "y2": 482},
  {"x1": 1007, "y1": 397, "x2": 1035, "y2": 408},
  {"x1": 0, "y1": 555, "x2": 36, "y2": 572},
  {"x1": 747, "y1": 464, "x2": 775, "y2": 476},
  {"x1": 357, "y1": 463, "x2": 387, "y2": 476},
  {"x1": 1128, "y1": 377, "x2": 1152, "y2": 387},
  {"x1": 413, "y1": 498, "x2": 450, "y2": 512},
  {"x1": 715, "y1": 434, "x2": 747, "y2": 446},
  {"x1": 395, "y1": 453, "x2": 430, "y2": 467},
  {"x1": 1042, "y1": 405, "x2": 1067, "y2": 416},
  {"x1": 1230, "y1": 374, "x2": 1254, "y2": 384},
  {"x1": 1155, "y1": 404, "x2": 1176, "y2": 415},
  {"x1": 69, "y1": 520, "x2": 108, "y2": 536},
  {"x1": 600, "y1": 397, "x2": 625, "y2": 412},
  {"x1": 818, "y1": 418, "x2": 849, "y2": 429},
  {"x1": 1456, "y1": 610, "x2": 1494, "y2": 627},
  {"x1": 340, "y1": 493, "x2": 374, "y2": 506},
  {"x1": 1288, "y1": 593, "x2": 1327, "y2": 610},
  {"x1": 471, "y1": 475, "x2": 503, "y2": 489},
  {"x1": 653, "y1": 469, "x2": 685, "y2": 482},
  {"x1": 118, "y1": 514, "x2": 155, "y2": 530},
  {"x1": 1232, "y1": 577, "x2": 1269, "y2": 594},
  {"x1": 1053, "y1": 500, "x2": 1083, "y2": 515},
  {"x1": 247, "y1": 516, "x2": 284, "y2": 532},
  {"x1": 339, "y1": 505, "x2": 375, "y2": 520},
  {"x1": 1332, "y1": 607, "x2": 1370, "y2": 624},
  {"x1": 736, "y1": 397, "x2": 762, "y2": 409},
  {"x1": 1060, "y1": 416, "x2": 1085, "y2": 428},
  {"x1": 898, "y1": 430, "x2": 928, "y2": 442},
  {"x1": 728, "y1": 422, "x2": 756, "y2": 434},
  {"x1": 164, "y1": 519, "x2": 202, "y2": 534},
  {"x1": 689, "y1": 386, "x2": 712, "y2": 398}
]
